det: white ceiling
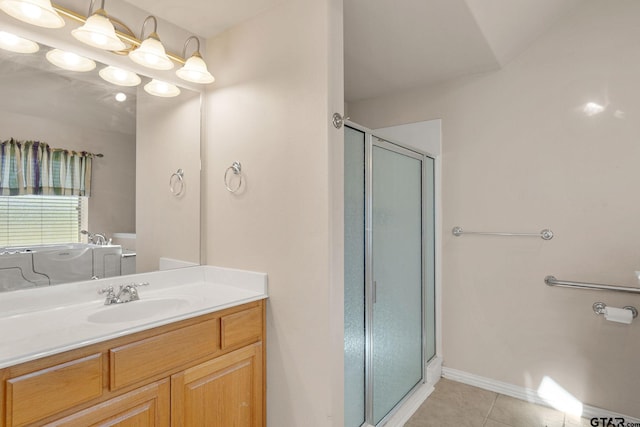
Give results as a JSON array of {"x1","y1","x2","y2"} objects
[
  {"x1": 119, "y1": 0, "x2": 585, "y2": 102},
  {"x1": 0, "y1": 48, "x2": 137, "y2": 136},
  {"x1": 344, "y1": 0, "x2": 585, "y2": 102},
  {"x1": 121, "y1": 0, "x2": 284, "y2": 39}
]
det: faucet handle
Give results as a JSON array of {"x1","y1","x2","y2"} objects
[
  {"x1": 131, "y1": 282, "x2": 150, "y2": 288},
  {"x1": 97, "y1": 286, "x2": 114, "y2": 295}
]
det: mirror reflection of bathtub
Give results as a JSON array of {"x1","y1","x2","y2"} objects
[{"x1": 0, "y1": 244, "x2": 136, "y2": 292}]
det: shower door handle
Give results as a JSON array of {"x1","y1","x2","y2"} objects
[{"x1": 373, "y1": 281, "x2": 377, "y2": 304}]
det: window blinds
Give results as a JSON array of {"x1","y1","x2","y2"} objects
[{"x1": 0, "y1": 195, "x2": 84, "y2": 246}]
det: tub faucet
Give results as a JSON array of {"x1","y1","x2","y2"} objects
[
  {"x1": 98, "y1": 282, "x2": 150, "y2": 305},
  {"x1": 81, "y1": 230, "x2": 108, "y2": 245}
]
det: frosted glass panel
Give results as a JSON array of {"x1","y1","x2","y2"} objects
[
  {"x1": 425, "y1": 157, "x2": 436, "y2": 361},
  {"x1": 344, "y1": 127, "x2": 366, "y2": 427},
  {"x1": 372, "y1": 145, "x2": 423, "y2": 424}
]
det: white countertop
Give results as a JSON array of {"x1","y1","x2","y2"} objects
[{"x1": 0, "y1": 265, "x2": 268, "y2": 369}]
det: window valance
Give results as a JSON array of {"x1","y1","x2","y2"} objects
[{"x1": 0, "y1": 139, "x2": 92, "y2": 196}]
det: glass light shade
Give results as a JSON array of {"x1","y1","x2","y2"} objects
[
  {"x1": 176, "y1": 54, "x2": 214, "y2": 84},
  {"x1": 129, "y1": 35, "x2": 173, "y2": 70},
  {"x1": 45, "y1": 49, "x2": 96, "y2": 72},
  {"x1": 0, "y1": 31, "x2": 39, "y2": 53},
  {"x1": 144, "y1": 79, "x2": 180, "y2": 98},
  {"x1": 99, "y1": 66, "x2": 141, "y2": 87},
  {"x1": 71, "y1": 9, "x2": 126, "y2": 51},
  {"x1": 0, "y1": 0, "x2": 64, "y2": 28}
]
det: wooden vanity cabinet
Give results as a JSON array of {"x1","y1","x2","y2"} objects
[
  {"x1": 171, "y1": 343, "x2": 263, "y2": 427},
  {"x1": 0, "y1": 300, "x2": 265, "y2": 427},
  {"x1": 45, "y1": 380, "x2": 170, "y2": 427}
]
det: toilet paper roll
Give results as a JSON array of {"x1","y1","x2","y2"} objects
[{"x1": 604, "y1": 307, "x2": 633, "y2": 324}]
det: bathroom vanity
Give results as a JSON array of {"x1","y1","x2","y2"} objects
[{"x1": 0, "y1": 266, "x2": 267, "y2": 427}]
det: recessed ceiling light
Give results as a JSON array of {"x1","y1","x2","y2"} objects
[
  {"x1": 144, "y1": 79, "x2": 180, "y2": 98},
  {"x1": 115, "y1": 92, "x2": 127, "y2": 102},
  {"x1": 583, "y1": 102, "x2": 605, "y2": 117},
  {"x1": 99, "y1": 65, "x2": 141, "y2": 87},
  {"x1": 0, "y1": 31, "x2": 39, "y2": 53},
  {"x1": 45, "y1": 48, "x2": 96, "y2": 72}
]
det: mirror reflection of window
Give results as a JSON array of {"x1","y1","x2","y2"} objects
[{"x1": 0, "y1": 195, "x2": 87, "y2": 245}]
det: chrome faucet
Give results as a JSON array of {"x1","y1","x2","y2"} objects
[
  {"x1": 81, "y1": 230, "x2": 108, "y2": 245},
  {"x1": 98, "y1": 282, "x2": 150, "y2": 305}
]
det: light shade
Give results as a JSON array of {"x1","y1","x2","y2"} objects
[
  {"x1": 0, "y1": 0, "x2": 64, "y2": 28},
  {"x1": 99, "y1": 66, "x2": 141, "y2": 87},
  {"x1": 46, "y1": 48, "x2": 96, "y2": 72},
  {"x1": 129, "y1": 34, "x2": 173, "y2": 70},
  {"x1": 176, "y1": 53, "x2": 214, "y2": 84},
  {"x1": 0, "y1": 31, "x2": 39, "y2": 53},
  {"x1": 71, "y1": 9, "x2": 126, "y2": 51},
  {"x1": 144, "y1": 79, "x2": 180, "y2": 98}
]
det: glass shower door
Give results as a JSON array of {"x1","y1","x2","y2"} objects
[
  {"x1": 344, "y1": 126, "x2": 366, "y2": 427},
  {"x1": 371, "y1": 140, "x2": 424, "y2": 425},
  {"x1": 345, "y1": 126, "x2": 432, "y2": 427}
]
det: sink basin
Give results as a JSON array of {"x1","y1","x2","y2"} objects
[{"x1": 87, "y1": 298, "x2": 191, "y2": 323}]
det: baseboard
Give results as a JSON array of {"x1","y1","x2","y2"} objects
[
  {"x1": 426, "y1": 356, "x2": 442, "y2": 385},
  {"x1": 442, "y1": 367, "x2": 640, "y2": 423},
  {"x1": 382, "y1": 356, "x2": 443, "y2": 427}
]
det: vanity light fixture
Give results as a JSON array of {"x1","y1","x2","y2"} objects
[
  {"x1": 144, "y1": 79, "x2": 180, "y2": 98},
  {"x1": 99, "y1": 65, "x2": 141, "y2": 86},
  {"x1": 128, "y1": 16, "x2": 173, "y2": 70},
  {"x1": 0, "y1": 1, "x2": 218, "y2": 86},
  {"x1": 45, "y1": 48, "x2": 96, "y2": 72},
  {"x1": 114, "y1": 92, "x2": 126, "y2": 102},
  {"x1": 0, "y1": 0, "x2": 64, "y2": 28},
  {"x1": 71, "y1": 0, "x2": 125, "y2": 51},
  {"x1": 0, "y1": 31, "x2": 39, "y2": 53},
  {"x1": 176, "y1": 36, "x2": 214, "y2": 84}
]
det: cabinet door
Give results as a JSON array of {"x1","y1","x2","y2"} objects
[
  {"x1": 171, "y1": 343, "x2": 263, "y2": 427},
  {"x1": 45, "y1": 380, "x2": 169, "y2": 427}
]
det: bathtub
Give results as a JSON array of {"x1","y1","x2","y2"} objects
[{"x1": 0, "y1": 243, "x2": 125, "y2": 292}]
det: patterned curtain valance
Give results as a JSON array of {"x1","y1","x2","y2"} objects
[{"x1": 0, "y1": 139, "x2": 92, "y2": 196}]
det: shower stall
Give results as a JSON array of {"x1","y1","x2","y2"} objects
[{"x1": 344, "y1": 123, "x2": 436, "y2": 426}]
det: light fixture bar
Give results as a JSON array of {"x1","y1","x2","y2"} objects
[{"x1": 50, "y1": 2, "x2": 186, "y2": 64}]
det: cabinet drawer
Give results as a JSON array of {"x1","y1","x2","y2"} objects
[
  {"x1": 44, "y1": 379, "x2": 169, "y2": 427},
  {"x1": 221, "y1": 306, "x2": 263, "y2": 350},
  {"x1": 110, "y1": 319, "x2": 219, "y2": 390},
  {"x1": 6, "y1": 354, "x2": 103, "y2": 427}
]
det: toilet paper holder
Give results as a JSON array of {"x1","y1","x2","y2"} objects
[{"x1": 593, "y1": 302, "x2": 638, "y2": 318}]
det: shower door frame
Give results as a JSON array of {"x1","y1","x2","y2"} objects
[{"x1": 348, "y1": 122, "x2": 435, "y2": 427}]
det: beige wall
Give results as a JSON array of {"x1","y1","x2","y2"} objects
[
  {"x1": 136, "y1": 89, "x2": 201, "y2": 273},
  {"x1": 204, "y1": 0, "x2": 344, "y2": 425},
  {"x1": 349, "y1": 0, "x2": 640, "y2": 418},
  {"x1": 0, "y1": 109, "x2": 135, "y2": 240}
]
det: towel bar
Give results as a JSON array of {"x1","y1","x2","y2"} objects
[
  {"x1": 545, "y1": 276, "x2": 640, "y2": 294},
  {"x1": 452, "y1": 227, "x2": 553, "y2": 240}
]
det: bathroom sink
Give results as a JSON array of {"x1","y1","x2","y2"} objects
[{"x1": 86, "y1": 298, "x2": 191, "y2": 323}]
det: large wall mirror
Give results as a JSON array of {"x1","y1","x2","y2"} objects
[{"x1": 0, "y1": 8, "x2": 202, "y2": 292}]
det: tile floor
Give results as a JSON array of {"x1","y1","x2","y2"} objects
[{"x1": 404, "y1": 379, "x2": 595, "y2": 427}]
